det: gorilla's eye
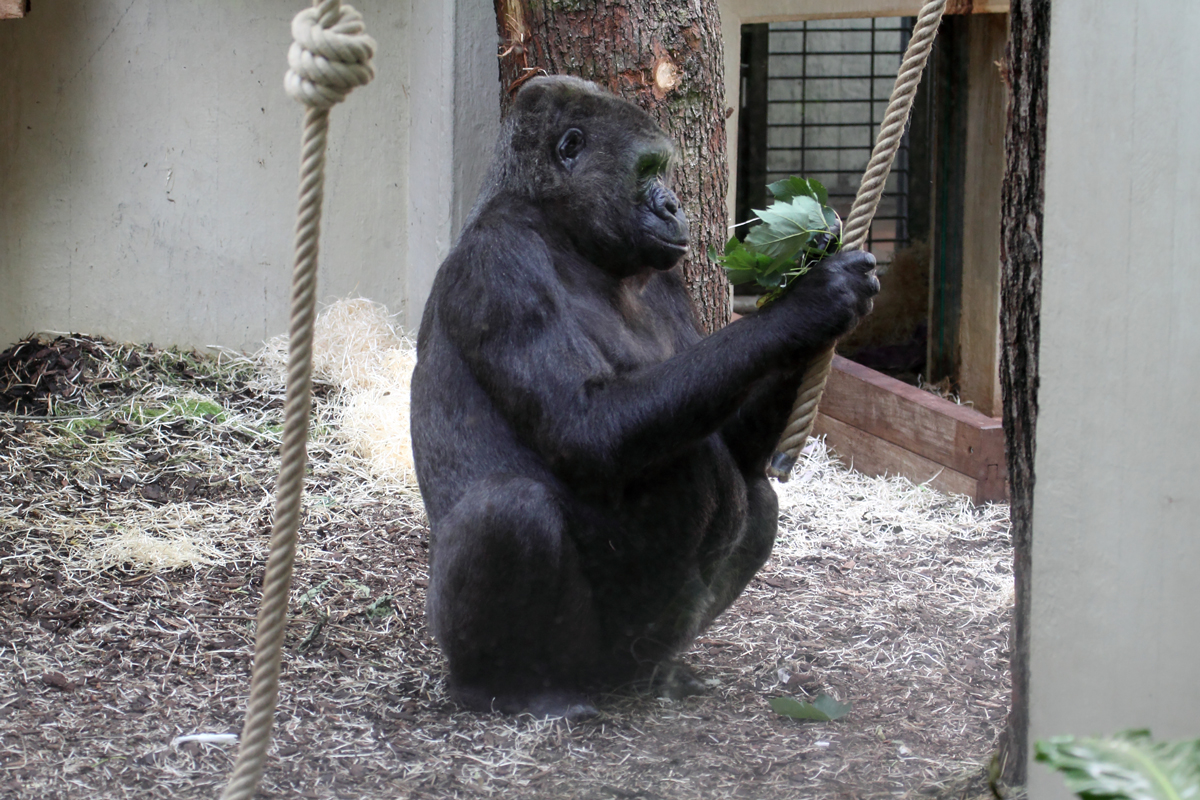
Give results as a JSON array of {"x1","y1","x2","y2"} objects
[{"x1": 557, "y1": 128, "x2": 586, "y2": 167}]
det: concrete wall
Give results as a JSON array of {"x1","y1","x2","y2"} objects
[
  {"x1": 404, "y1": 0, "x2": 499, "y2": 334},
  {"x1": 0, "y1": 1, "x2": 498, "y2": 351},
  {"x1": 0, "y1": 1, "x2": 410, "y2": 351},
  {"x1": 1030, "y1": 1, "x2": 1200, "y2": 797}
]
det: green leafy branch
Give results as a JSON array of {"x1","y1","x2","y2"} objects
[
  {"x1": 710, "y1": 176, "x2": 842, "y2": 306},
  {"x1": 1037, "y1": 730, "x2": 1200, "y2": 800}
]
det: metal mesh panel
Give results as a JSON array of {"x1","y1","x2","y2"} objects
[{"x1": 766, "y1": 18, "x2": 914, "y2": 265}]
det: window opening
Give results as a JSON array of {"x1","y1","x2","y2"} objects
[
  {"x1": 763, "y1": 17, "x2": 915, "y2": 267},
  {"x1": 736, "y1": 17, "x2": 937, "y2": 386}
]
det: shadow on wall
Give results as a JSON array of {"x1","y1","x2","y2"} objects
[{"x1": 1, "y1": 0, "x2": 100, "y2": 341}]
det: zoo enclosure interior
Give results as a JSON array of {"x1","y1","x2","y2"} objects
[{"x1": 733, "y1": 13, "x2": 1008, "y2": 502}]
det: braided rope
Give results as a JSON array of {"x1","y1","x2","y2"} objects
[
  {"x1": 766, "y1": 0, "x2": 947, "y2": 480},
  {"x1": 220, "y1": 4, "x2": 374, "y2": 799}
]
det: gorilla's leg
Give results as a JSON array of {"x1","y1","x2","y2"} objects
[
  {"x1": 633, "y1": 479, "x2": 779, "y2": 700},
  {"x1": 426, "y1": 474, "x2": 601, "y2": 718},
  {"x1": 700, "y1": 476, "x2": 779, "y2": 630}
]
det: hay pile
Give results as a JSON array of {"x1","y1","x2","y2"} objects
[
  {"x1": 0, "y1": 303, "x2": 1014, "y2": 800},
  {"x1": 0, "y1": 300, "x2": 420, "y2": 576},
  {"x1": 261, "y1": 298, "x2": 421, "y2": 490}
]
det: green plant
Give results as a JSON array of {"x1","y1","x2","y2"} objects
[
  {"x1": 710, "y1": 176, "x2": 842, "y2": 306},
  {"x1": 1036, "y1": 729, "x2": 1200, "y2": 800}
]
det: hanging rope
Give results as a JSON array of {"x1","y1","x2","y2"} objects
[
  {"x1": 220, "y1": 4, "x2": 374, "y2": 799},
  {"x1": 767, "y1": 0, "x2": 948, "y2": 480}
]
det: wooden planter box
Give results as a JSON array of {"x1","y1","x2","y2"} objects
[{"x1": 812, "y1": 356, "x2": 1008, "y2": 504}]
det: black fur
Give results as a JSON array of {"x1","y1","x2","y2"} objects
[{"x1": 411, "y1": 76, "x2": 877, "y2": 717}]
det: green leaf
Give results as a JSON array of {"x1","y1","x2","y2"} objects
[
  {"x1": 299, "y1": 578, "x2": 332, "y2": 608},
  {"x1": 724, "y1": 265, "x2": 760, "y2": 286},
  {"x1": 767, "y1": 176, "x2": 829, "y2": 207},
  {"x1": 769, "y1": 694, "x2": 853, "y2": 722},
  {"x1": 755, "y1": 271, "x2": 786, "y2": 289},
  {"x1": 364, "y1": 595, "x2": 393, "y2": 619},
  {"x1": 713, "y1": 238, "x2": 775, "y2": 285},
  {"x1": 811, "y1": 694, "x2": 853, "y2": 720},
  {"x1": 746, "y1": 195, "x2": 833, "y2": 278},
  {"x1": 708, "y1": 175, "x2": 842, "y2": 295},
  {"x1": 822, "y1": 206, "x2": 840, "y2": 232},
  {"x1": 1036, "y1": 730, "x2": 1200, "y2": 800},
  {"x1": 746, "y1": 197, "x2": 828, "y2": 257},
  {"x1": 761, "y1": 242, "x2": 806, "y2": 277}
]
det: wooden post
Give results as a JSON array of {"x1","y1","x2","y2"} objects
[
  {"x1": 997, "y1": 0, "x2": 1049, "y2": 787},
  {"x1": 734, "y1": 24, "x2": 770, "y2": 233},
  {"x1": 928, "y1": 16, "x2": 968, "y2": 386},
  {"x1": 958, "y1": 13, "x2": 1009, "y2": 417}
]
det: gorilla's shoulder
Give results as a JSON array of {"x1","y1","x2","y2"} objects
[
  {"x1": 465, "y1": 199, "x2": 541, "y2": 240},
  {"x1": 447, "y1": 201, "x2": 555, "y2": 281},
  {"x1": 431, "y1": 203, "x2": 561, "y2": 328}
]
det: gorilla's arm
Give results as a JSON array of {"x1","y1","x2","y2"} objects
[
  {"x1": 717, "y1": 366, "x2": 809, "y2": 474},
  {"x1": 436, "y1": 221, "x2": 874, "y2": 484}
]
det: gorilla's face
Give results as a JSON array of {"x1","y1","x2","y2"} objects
[
  {"x1": 624, "y1": 144, "x2": 691, "y2": 272},
  {"x1": 551, "y1": 123, "x2": 690, "y2": 274},
  {"x1": 503, "y1": 77, "x2": 691, "y2": 277}
]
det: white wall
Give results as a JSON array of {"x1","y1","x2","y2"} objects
[
  {"x1": 1030, "y1": 1, "x2": 1200, "y2": 797},
  {"x1": 0, "y1": 1, "x2": 420, "y2": 352}
]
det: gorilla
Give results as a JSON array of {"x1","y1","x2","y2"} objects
[{"x1": 410, "y1": 75, "x2": 877, "y2": 718}]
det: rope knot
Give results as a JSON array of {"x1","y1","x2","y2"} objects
[{"x1": 285, "y1": 3, "x2": 376, "y2": 110}]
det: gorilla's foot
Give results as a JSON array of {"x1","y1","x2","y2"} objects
[
  {"x1": 647, "y1": 660, "x2": 708, "y2": 699},
  {"x1": 524, "y1": 691, "x2": 600, "y2": 721},
  {"x1": 451, "y1": 683, "x2": 599, "y2": 721}
]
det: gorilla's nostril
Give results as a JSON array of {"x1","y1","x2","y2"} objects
[{"x1": 654, "y1": 186, "x2": 680, "y2": 217}]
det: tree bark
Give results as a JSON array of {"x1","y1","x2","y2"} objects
[
  {"x1": 997, "y1": 0, "x2": 1049, "y2": 789},
  {"x1": 494, "y1": 0, "x2": 731, "y2": 333}
]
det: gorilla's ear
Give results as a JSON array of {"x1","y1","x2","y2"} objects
[{"x1": 557, "y1": 128, "x2": 586, "y2": 170}]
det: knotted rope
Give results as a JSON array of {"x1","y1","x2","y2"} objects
[
  {"x1": 220, "y1": 3, "x2": 374, "y2": 799},
  {"x1": 767, "y1": 0, "x2": 947, "y2": 479}
]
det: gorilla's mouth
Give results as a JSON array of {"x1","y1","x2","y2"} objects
[{"x1": 649, "y1": 234, "x2": 689, "y2": 253}]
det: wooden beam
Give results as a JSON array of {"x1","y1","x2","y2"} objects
[
  {"x1": 956, "y1": 13, "x2": 1008, "y2": 416},
  {"x1": 1, "y1": 0, "x2": 29, "y2": 20},
  {"x1": 816, "y1": 356, "x2": 1007, "y2": 503},
  {"x1": 928, "y1": 15, "x2": 969, "y2": 386},
  {"x1": 946, "y1": 0, "x2": 1007, "y2": 12},
  {"x1": 734, "y1": 24, "x2": 770, "y2": 230},
  {"x1": 815, "y1": 413, "x2": 982, "y2": 498}
]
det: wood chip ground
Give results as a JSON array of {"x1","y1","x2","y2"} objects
[{"x1": 0, "y1": 330, "x2": 1014, "y2": 800}]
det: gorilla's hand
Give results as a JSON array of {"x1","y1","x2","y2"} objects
[{"x1": 773, "y1": 249, "x2": 880, "y2": 347}]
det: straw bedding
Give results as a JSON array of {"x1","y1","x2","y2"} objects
[{"x1": 0, "y1": 301, "x2": 1014, "y2": 799}]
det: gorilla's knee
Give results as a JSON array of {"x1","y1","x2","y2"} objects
[
  {"x1": 741, "y1": 478, "x2": 780, "y2": 569},
  {"x1": 698, "y1": 479, "x2": 779, "y2": 629},
  {"x1": 428, "y1": 475, "x2": 566, "y2": 630},
  {"x1": 426, "y1": 474, "x2": 599, "y2": 705}
]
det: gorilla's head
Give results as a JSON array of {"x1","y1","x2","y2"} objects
[{"x1": 484, "y1": 75, "x2": 690, "y2": 276}]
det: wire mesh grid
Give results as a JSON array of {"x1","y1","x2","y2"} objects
[{"x1": 765, "y1": 17, "x2": 915, "y2": 265}]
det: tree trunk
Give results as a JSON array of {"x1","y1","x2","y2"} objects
[
  {"x1": 494, "y1": 0, "x2": 731, "y2": 333},
  {"x1": 997, "y1": 0, "x2": 1049, "y2": 789}
]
